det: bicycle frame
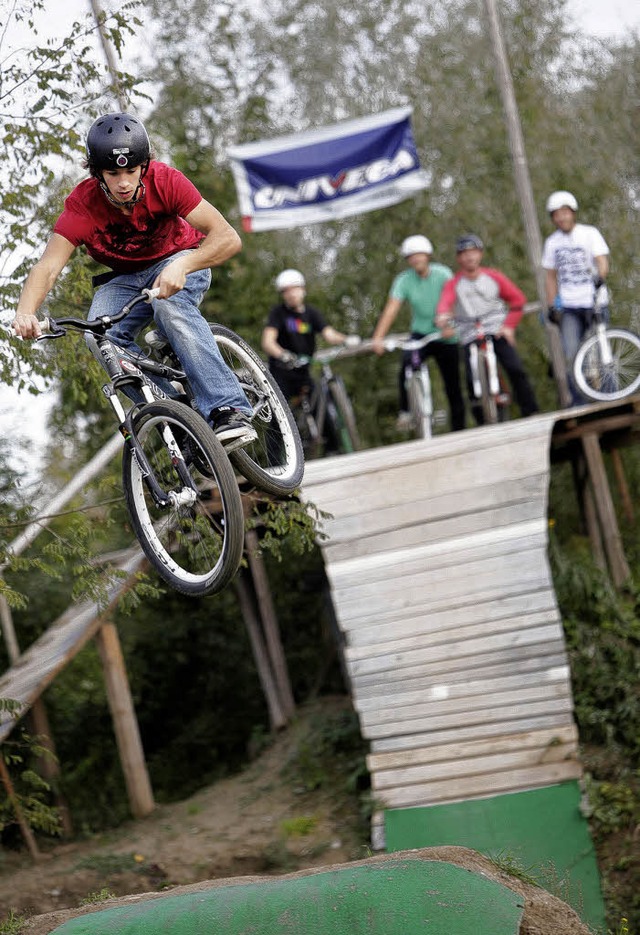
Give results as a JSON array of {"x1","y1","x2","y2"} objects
[
  {"x1": 467, "y1": 323, "x2": 510, "y2": 424},
  {"x1": 40, "y1": 290, "x2": 194, "y2": 508}
]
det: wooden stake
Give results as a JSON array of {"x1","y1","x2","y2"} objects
[
  {"x1": 582, "y1": 433, "x2": 631, "y2": 587},
  {"x1": 234, "y1": 573, "x2": 287, "y2": 730},
  {"x1": 0, "y1": 756, "x2": 41, "y2": 861},
  {"x1": 245, "y1": 530, "x2": 296, "y2": 720},
  {"x1": 95, "y1": 622, "x2": 154, "y2": 818}
]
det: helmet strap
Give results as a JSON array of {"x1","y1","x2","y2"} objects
[{"x1": 99, "y1": 178, "x2": 146, "y2": 208}]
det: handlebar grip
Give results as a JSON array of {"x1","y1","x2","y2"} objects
[
  {"x1": 40, "y1": 318, "x2": 51, "y2": 334},
  {"x1": 142, "y1": 287, "x2": 161, "y2": 301}
]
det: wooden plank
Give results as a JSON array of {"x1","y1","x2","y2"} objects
[
  {"x1": 348, "y1": 631, "x2": 565, "y2": 686},
  {"x1": 302, "y1": 414, "x2": 557, "y2": 490},
  {"x1": 370, "y1": 712, "x2": 576, "y2": 754},
  {"x1": 333, "y1": 561, "x2": 553, "y2": 624},
  {"x1": 363, "y1": 696, "x2": 575, "y2": 741},
  {"x1": 354, "y1": 647, "x2": 569, "y2": 693},
  {"x1": 322, "y1": 491, "x2": 547, "y2": 563},
  {"x1": 371, "y1": 741, "x2": 578, "y2": 791},
  {"x1": 378, "y1": 761, "x2": 583, "y2": 809},
  {"x1": 367, "y1": 725, "x2": 578, "y2": 773},
  {"x1": 343, "y1": 589, "x2": 558, "y2": 641},
  {"x1": 346, "y1": 608, "x2": 560, "y2": 657},
  {"x1": 354, "y1": 665, "x2": 571, "y2": 713},
  {"x1": 328, "y1": 523, "x2": 547, "y2": 589}
]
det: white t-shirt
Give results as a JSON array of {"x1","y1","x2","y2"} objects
[{"x1": 541, "y1": 223, "x2": 609, "y2": 308}]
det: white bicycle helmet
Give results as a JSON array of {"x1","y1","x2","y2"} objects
[
  {"x1": 275, "y1": 269, "x2": 305, "y2": 291},
  {"x1": 401, "y1": 235, "x2": 434, "y2": 257},
  {"x1": 546, "y1": 190, "x2": 578, "y2": 214}
]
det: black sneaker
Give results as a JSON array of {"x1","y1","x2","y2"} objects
[{"x1": 209, "y1": 406, "x2": 257, "y2": 452}]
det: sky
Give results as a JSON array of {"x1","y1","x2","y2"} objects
[{"x1": 1, "y1": 0, "x2": 639, "y2": 481}]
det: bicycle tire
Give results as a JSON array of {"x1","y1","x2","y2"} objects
[
  {"x1": 122, "y1": 400, "x2": 244, "y2": 597},
  {"x1": 209, "y1": 325, "x2": 304, "y2": 494},
  {"x1": 327, "y1": 377, "x2": 361, "y2": 452},
  {"x1": 294, "y1": 400, "x2": 322, "y2": 460},
  {"x1": 407, "y1": 368, "x2": 433, "y2": 439},
  {"x1": 478, "y1": 355, "x2": 499, "y2": 424},
  {"x1": 573, "y1": 327, "x2": 640, "y2": 402}
]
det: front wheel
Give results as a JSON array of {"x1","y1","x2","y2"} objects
[
  {"x1": 327, "y1": 376, "x2": 361, "y2": 453},
  {"x1": 407, "y1": 367, "x2": 433, "y2": 439},
  {"x1": 478, "y1": 355, "x2": 499, "y2": 424},
  {"x1": 573, "y1": 327, "x2": 640, "y2": 402},
  {"x1": 122, "y1": 401, "x2": 244, "y2": 597},
  {"x1": 210, "y1": 325, "x2": 304, "y2": 494}
]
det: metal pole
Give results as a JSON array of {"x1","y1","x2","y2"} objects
[
  {"x1": 88, "y1": 0, "x2": 129, "y2": 111},
  {"x1": 482, "y1": 0, "x2": 570, "y2": 407}
]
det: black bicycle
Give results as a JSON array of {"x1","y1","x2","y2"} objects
[
  {"x1": 285, "y1": 345, "x2": 361, "y2": 458},
  {"x1": 38, "y1": 290, "x2": 302, "y2": 596}
]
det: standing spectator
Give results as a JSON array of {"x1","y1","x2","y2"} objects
[
  {"x1": 541, "y1": 190, "x2": 610, "y2": 403},
  {"x1": 371, "y1": 235, "x2": 465, "y2": 432},
  {"x1": 436, "y1": 234, "x2": 538, "y2": 423},
  {"x1": 261, "y1": 269, "x2": 350, "y2": 401}
]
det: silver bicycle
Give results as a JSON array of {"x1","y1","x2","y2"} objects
[{"x1": 383, "y1": 333, "x2": 445, "y2": 439}]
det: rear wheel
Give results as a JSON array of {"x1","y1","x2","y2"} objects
[
  {"x1": 573, "y1": 327, "x2": 640, "y2": 402},
  {"x1": 122, "y1": 401, "x2": 244, "y2": 596},
  {"x1": 209, "y1": 325, "x2": 304, "y2": 493}
]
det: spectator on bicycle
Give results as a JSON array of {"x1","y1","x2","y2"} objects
[
  {"x1": 436, "y1": 233, "x2": 538, "y2": 424},
  {"x1": 261, "y1": 268, "x2": 351, "y2": 400},
  {"x1": 541, "y1": 190, "x2": 610, "y2": 404},
  {"x1": 371, "y1": 235, "x2": 465, "y2": 432},
  {"x1": 11, "y1": 111, "x2": 256, "y2": 450}
]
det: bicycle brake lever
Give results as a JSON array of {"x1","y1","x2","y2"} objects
[{"x1": 36, "y1": 318, "x2": 66, "y2": 341}]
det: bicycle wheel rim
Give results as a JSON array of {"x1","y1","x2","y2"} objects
[
  {"x1": 209, "y1": 325, "x2": 304, "y2": 494},
  {"x1": 122, "y1": 402, "x2": 243, "y2": 596},
  {"x1": 573, "y1": 328, "x2": 640, "y2": 402}
]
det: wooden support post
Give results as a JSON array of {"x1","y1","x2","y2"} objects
[
  {"x1": 95, "y1": 622, "x2": 154, "y2": 818},
  {"x1": 234, "y1": 573, "x2": 287, "y2": 731},
  {"x1": 583, "y1": 486, "x2": 607, "y2": 573},
  {"x1": 29, "y1": 701, "x2": 74, "y2": 838},
  {"x1": 0, "y1": 756, "x2": 41, "y2": 861},
  {"x1": 610, "y1": 448, "x2": 634, "y2": 525},
  {"x1": 581, "y1": 433, "x2": 631, "y2": 588},
  {"x1": 245, "y1": 529, "x2": 296, "y2": 720}
]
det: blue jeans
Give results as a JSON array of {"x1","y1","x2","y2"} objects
[
  {"x1": 560, "y1": 305, "x2": 609, "y2": 404},
  {"x1": 88, "y1": 252, "x2": 250, "y2": 417}
]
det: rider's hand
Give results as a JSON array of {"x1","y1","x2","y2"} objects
[
  {"x1": 371, "y1": 336, "x2": 386, "y2": 356},
  {"x1": 344, "y1": 335, "x2": 361, "y2": 348},
  {"x1": 11, "y1": 313, "x2": 42, "y2": 340},
  {"x1": 547, "y1": 305, "x2": 562, "y2": 325},
  {"x1": 152, "y1": 258, "x2": 188, "y2": 298},
  {"x1": 437, "y1": 316, "x2": 456, "y2": 338},
  {"x1": 278, "y1": 349, "x2": 295, "y2": 365},
  {"x1": 593, "y1": 276, "x2": 605, "y2": 291}
]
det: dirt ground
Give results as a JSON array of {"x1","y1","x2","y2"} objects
[{"x1": 0, "y1": 699, "x2": 592, "y2": 935}]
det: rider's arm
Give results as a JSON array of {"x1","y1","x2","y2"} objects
[
  {"x1": 321, "y1": 325, "x2": 347, "y2": 345},
  {"x1": 434, "y1": 279, "x2": 457, "y2": 331},
  {"x1": 261, "y1": 325, "x2": 289, "y2": 360},
  {"x1": 594, "y1": 254, "x2": 609, "y2": 282},
  {"x1": 12, "y1": 233, "x2": 76, "y2": 339},
  {"x1": 545, "y1": 268, "x2": 558, "y2": 307},
  {"x1": 152, "y1": 199, "x2": 242, "y2": 298},
  {"x1": 371, "y1": 297, "x2": 402, "y2": 354}
]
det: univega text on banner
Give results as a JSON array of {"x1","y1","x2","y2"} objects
[{"x1": 228, "y1": 107, "x2": 430, "y2": 232}]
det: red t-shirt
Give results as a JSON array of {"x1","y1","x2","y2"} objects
[{"x1": 53, "y1": 161, "x2": 205, "y2": 273}]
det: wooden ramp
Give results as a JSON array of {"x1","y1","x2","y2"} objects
[{"x1": 300, "y1": 414, "x2": 582, "y2": 819}]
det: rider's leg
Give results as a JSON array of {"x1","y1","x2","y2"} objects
[
  {"x1": 428, "y1": 340, "x2": 466, "y2": 431},
  {"x1": 560, "y1": 308, "x2": 590, "y2": 405},
  {"x1": 493, "y1": 337, "x2": 539, "y2": 416}
]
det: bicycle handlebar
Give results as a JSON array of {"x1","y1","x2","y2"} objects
[{"x1": 38, "y1": 288, "x2": 159, "y2": 340}]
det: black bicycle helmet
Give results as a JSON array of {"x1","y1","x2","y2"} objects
[
  {"x1": 455, "y1": 233, "x2": 484, "y2": 253},
  {"x1": 86, "y1": 113, "x2": 151, "y2": 170}
]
